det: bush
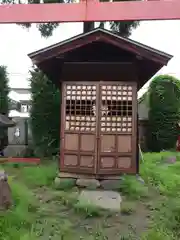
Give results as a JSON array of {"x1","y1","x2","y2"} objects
[
  {"x1": 0, "y1": 66, "x2": 9, "y2": 115},
  {"x1": 0, "y1": 66, "x2": 10, "y2": 150},
  {"x1": 147, "y1": 75, "x2": 180, "y2": 151},
  {"x1": 30, "y1": 70, "x2": 60, "y2": 157}
]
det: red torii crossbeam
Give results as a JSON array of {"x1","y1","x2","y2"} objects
[{"x1": 0, "y1": 0, "x2": 180, "y2": 23}]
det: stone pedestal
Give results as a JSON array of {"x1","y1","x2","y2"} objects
[
  {"x1": 79, "y1": 190, "x2": 122, "y2": 211},
  {"x1": 55, "y1": 172, "x2": 124, "y2": 190}
]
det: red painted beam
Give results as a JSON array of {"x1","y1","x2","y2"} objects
[
  {"x1": 87, "y1": 0, "x2": 180, "y2": 21},
  {"x1": 0, "y1": 158, "x2": 40, "y2": 164},
  {"x1": 0, "y1": 1, "x2": 179, "y2": 23},
  {"x1": 0, "y1": 3, "x2": 86, "y2": 23}
]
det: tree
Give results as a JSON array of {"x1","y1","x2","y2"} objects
[
  {"x1": 109, "y1": 0, "x2": 140, "y2": 38},
  {"x1": 2, "y1": 0, "x2": 139, "y2": 37},
  {"x1": 0, "y1": 66, "x2": 9, "y2": 151},
  {"x1": 147, "y1": 75, "x2": 180, "y2": 152},
  {"x1": 30, "y1": 69, "x2": 60, "y2": 157},
  {"x1": 0, "y1": 66, "x2": 9, "y2": 115}
]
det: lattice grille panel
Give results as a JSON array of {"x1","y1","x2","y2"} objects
[
  {"x1": 65, "y1": 84, "x2": 97, "y2": 132},
  {"x1": 66, "y1": 85, "x2": 96, "y2": 100},
  {"x1": 100, "y1": 84, "x2": 133, "y2": 133}
]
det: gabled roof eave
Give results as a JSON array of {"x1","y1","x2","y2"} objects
[{"x1": 28, "y1": 28, "x2": 173, "y2": 66}]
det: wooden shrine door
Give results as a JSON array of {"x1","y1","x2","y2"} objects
[
  {"x1": 60, "y1": 82, "x2": 98, "y2": 174},
  {"x1": 60, "y1": 81, "x2": 137, "y2": 176},
  {"x1": 97, "y1": 82, "x2": 137, "y2": 175}
]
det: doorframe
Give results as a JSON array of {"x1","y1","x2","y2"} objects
[
  {"x1": 60, "y1": 81, "x2": 137, "y2": 175},
  {"x1": 60, "y1": 81, "x2": 99, "y2": 174},
  {"x1": 96, "y1": 81, "x2": 137, "y2": 175}
]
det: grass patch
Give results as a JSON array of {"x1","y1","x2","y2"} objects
[
  {"x1": 54, "y1": 190, "x2": 79, "y2": 206},
  {"x1": 0, "y1": 162, "x2": 57, "y2": 239},
  {"x1": 54, "y1": 177, "x2": 76, "y2": 190},
  {"x1": 140, "y1": 151, "x2": 180, "y2": 239},
  {"x1": 120, "y1": 201, "x2": 136, "y2": 215},
  {"x1": 141, "y1": 152, "x2": 180, "y2": 197},
  {"x1": 0, "y1": 180, "x2": 38, "y2": 240},
  {"x1": 142, "y1": 228, "x2": 175, "y2": 240},
  {"x1": 73, "y1": 199, "x2": 104, "y2": 217},
  {"x1": 20, "y1": 164, "x2": 57, "y2": 187},
  {"x1": 119, "y1": 175, "x2": 149, "y2": 199},
  {"x1": 3, "y1": 162, "x2": 57, "y2": 187},
  {"x1": 54, "y1": 190, "x2": 106, "y2": 217},
  {"x1": 2, "y1": 151, "x2": 180, "y2": 239}
]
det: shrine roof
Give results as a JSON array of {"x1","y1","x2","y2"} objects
[
  {"x1": 29, "y1": 27, "x2": 172, "y2": 64},
  {"x1": 28, "y1": 28, "x2": 172, "y2": 89},
  {"x1": 0, "y1": 114, "x2": 16, "y2": 127}
]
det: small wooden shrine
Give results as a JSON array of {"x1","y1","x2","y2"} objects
[
  {"x1": 28, "y1": 28, "x2": 172, "y2": 178},
  {"x1": 0, "y1": 114, "x2": 15, "y2": 128}
]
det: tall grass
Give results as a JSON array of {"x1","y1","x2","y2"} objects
[
  {"x1": 0, "y1": 162, "x2": 57, "y2": 240},
  {"x1": 0, "y1": 179, "x2": 38, "y2": 240},
  {"x1": 141, "y1": 151, "x2": 180, "y2": 240},
  {"x1": 19, "y1": 163, "x2": 57, "y2": 187},
  {"x1": 1, "y1": 152, "x2": 180, "y2": 239},
  {"x1": 3, "y1": 162, "x2": 57, "y2": 187}
]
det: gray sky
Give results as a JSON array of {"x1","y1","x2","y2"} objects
[{"x1": 1, "y1": 20, "x2": 180, "y2": 96}]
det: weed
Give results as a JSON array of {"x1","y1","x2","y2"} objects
[
  {"x1": 142, "y1": 228, "x2": 175, "y2": 240},
  {"x1": 120, "y1": 201, "x2": 136, "y2": 215},
  {"x1": 140, "y1": 151, "x2": 180, "y2": 239},
  {"x1": 54, "y1": 177, "x2": 76, "y2": 190},
  {"x1": 0, "y1": 180, "x2": 38, "y2": 240},
  {"x1": 55, "y1": 190, "x2": 79, "y2": 206},
  {"x1": 73, "y1": 199, "x2": 103, "y2": 217},
  {"x1": 119, "y1": 175, "x2": 149, "y2": 199},
  {"x1": 19, "y1": 163, "x2": 57, "y2": 187},
  {"x1": 2, "y1": 151, "x2": 180, "y2": 239}
]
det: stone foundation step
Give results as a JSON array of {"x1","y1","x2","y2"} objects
[{"x1": 78, "y1": 190, "x2": 122, "y2": 211}]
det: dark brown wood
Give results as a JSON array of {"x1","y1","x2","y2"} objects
[
  {"x1": 28, "y1": 29, "x2": 172, "y2": 91},
  {"x1": 27, "y1": 29, "x2": 172, "y2": 177},
  {"x1": 60, "y1": 81, "x2": 137, "y2": 176},
  {"x1": 132, "y1": 84, "x2": 138, "y2": 172},
  {"x1": 97, "y1": 82, "x2": 137, "y2": 175},
  {"x1": 60, "y1": 82, "x2": 98, "y2": 174},
  {"x1": 101, "y1": 34, "x2": 167, "y2": 65},
  {"x1": 61, "y1": 62, "x2": 136, "y2": 83},
  {"x1": 63, "y1": 62, "x2": 133, "y2": 65},
  {"x1": 29, "y1": 29, "x2": 171, "y2": 65},
  {"x1": 60, "y1": 83, "x2": 66, "y2": 171},
  {"x1": 83, "y1": 22, "x2": 95, "y2": 33}
]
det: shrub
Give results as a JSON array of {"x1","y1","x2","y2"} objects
[
  {"x1": 30, "y1": 70, "x2": 60, "y2": 157},
  {"x1": 147, "y1": 75, "x2": 180, "y2": 151}
]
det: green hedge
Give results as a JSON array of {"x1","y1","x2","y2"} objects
[
  {"x1": 147, "y1": 74, "x2": 180, "y2": 151},
  {"x1": 30, "y1": 70, "x2": 60, "y2": 157}
]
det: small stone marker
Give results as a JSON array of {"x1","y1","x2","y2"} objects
[
  {"x1": 0, "y1": 170, "x2": 12, "y2": 210},
  {"x1": 79, "y1": 190, "x2": 122, "y2": 211}
]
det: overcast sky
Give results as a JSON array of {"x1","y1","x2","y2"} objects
[{"x1": 1, "y1": 20, "x2": 180, "y2": 96}]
